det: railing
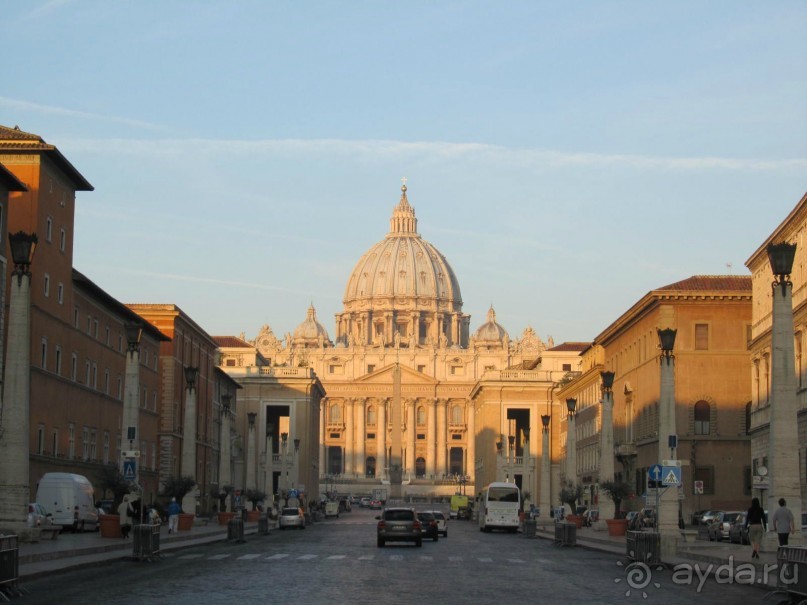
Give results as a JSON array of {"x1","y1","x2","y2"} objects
[
  {"x1": 554, "y1": 522, "x2": 576, "y2": 546},
  {"x1": 776, "y1": 546, "x2": 807, "y2": 597},
  {"x1": 0, "y1": 535, "x2": 21, "y2": 599},
  {"x1": 626, "y1": 530, "x2": 661, "y2": 566},
  {"x1": 132, "y1": 522, "x2": 161, "y2": 561}
]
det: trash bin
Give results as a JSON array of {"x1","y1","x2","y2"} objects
[
  {"x1": 523, "y1": 519, "x2": 536, "y2": 538},
  {"x1": 0, "y1": 535, "x2": 20, "y2": 598},
  {"x1": 554, "y1": 522, "x2": 576, "y2": 546},
  {"x1": 258, "y1": 515, "x2": 269, "y2": 536},
  {"x1": 228, "y1": 517, "x2": 245, "y2": 542},
  {"x1": 132, "y1": 523, "x2": 161, "y2": 561}
]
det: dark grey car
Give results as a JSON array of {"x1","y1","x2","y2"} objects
[{"x1": 376, "y1": 507, "x2": 422, "y2": 547}]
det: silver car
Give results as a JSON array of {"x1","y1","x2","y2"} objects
[
  {"x1": 278, "y1": 506, "x2": 306, "y2": 530},
  {"x1": 708, "y1": 511, "x2": 741, "y2": 541}
]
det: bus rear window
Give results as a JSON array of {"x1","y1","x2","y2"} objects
[{"x1": 488, "y1": 487, "x2": 519, "y2": 502}]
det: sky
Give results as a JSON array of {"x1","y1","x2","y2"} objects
[{"x1": 2, "y1": 1, "x2": 806, "y2": 345}]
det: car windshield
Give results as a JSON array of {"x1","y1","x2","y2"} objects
[
  {"x1": 723, "y1": 513, "x2": 740, "y2": 523},
  {"x1": 282, "y1": 508, "x2": 298, "y2": 515},
  {"x1": 417, "y1": 513, "x2": 434, "y2": 521},
  {"x1": 385, "y1": 510, "x2": 414, "y2": 521},
  {"x1": 432, "y1": 512, "x2": 445, "y2": 520}
]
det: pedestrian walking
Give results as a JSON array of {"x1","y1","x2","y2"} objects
[
  {"x1": 167, "y1": 497, "x2": 181, "y2": 534},
  {"x1": 745, "y1": 497, "x2": 766, "y2": 558},
  {"x1": 771, "y1": 497, "x2": 796, "y2": 546},
  {"x1": 118, "y1": 495, "x2": 134, "y2": 539}
]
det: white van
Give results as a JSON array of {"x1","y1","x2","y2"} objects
[{"x1": 35, "y1": 472, "x2": 99, "y2": 532}]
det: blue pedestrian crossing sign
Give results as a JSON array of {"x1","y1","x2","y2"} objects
[
  {"x1": 661, "y1": 466, "x2": 682, "y2": 486},
  {"x1": 123, "y1": 459, "x2": 137, "y2": 481}
]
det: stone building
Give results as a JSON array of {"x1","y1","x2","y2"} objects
[
  {"x1": 746, "y1": 191, "x2": 807, "y2": 520},
  {"x1": 222, "y1": 184, "x2": 580, "y2": 502},
  {"x1": 558, "y1": 275, "x2": 754, "y2": 521},
  {"x1": 0, "y1": 125, "x2": 167, "y2": 504}
]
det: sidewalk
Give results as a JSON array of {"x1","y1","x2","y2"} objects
[
  {"x1": 532, "y1": 523, "x2": 784, "y2": 589},
  {"x1": 15, "y1": 519, "x2": 261, "y2": 579}
]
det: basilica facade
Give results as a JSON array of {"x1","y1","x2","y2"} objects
[{"x1": 221, "y1": 185, "x2": 583, "y2": 502}]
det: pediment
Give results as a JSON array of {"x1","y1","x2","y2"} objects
[{"x1": 354, "y1": 363, "x2": 439, "y2": 386}]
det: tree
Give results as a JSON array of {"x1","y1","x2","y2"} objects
[
  {"x1": 559, "y1": 480, "x2": 584, "y2": 514},
  {"x1": 97, "y1": 464, "x2": 133, "y2": 508},
  {"x1": 160, "y1": 475, "x2": 196, "y2": 511},
  {"x1": 245, "y1": 489, "x2": 267, "y2": 511},
  {"x1": 600, "y1": 480, "x2": 633, "y2": 519}
]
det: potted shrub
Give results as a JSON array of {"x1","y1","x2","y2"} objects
[
  {"x1": 96, "y1": 464, "x2": 134, "y2": 538},
  {"x1": 161, "y1": 475, "x2": 196, "y2": 531},
  {"x1": 245, "y1": 489, "x2": 267, "y2": 522},
  {"x1": 601, "y1": 480, "x2": 632, "y2": 536},
  {"x1": 560, "y1": 480, "x2": 585, "y2": 528},
  {"x1": 212, "y1": 485, "x2": 235, "y2": 525}
]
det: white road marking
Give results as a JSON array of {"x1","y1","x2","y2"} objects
[
  {"x1": 297, "y1": 554, "x2": 317, "y2": 560},
  {"x1": 209, "y1": 554, "x2": 231, "y2": 560},
  {"x1": 327, "y1": 555, "x2": 346, "y2": 560},
  {"x1": 178, "y1": 554, "x2": 204, "y2": 559},
  {"x1": 265, "y1": 554, "x2": 290, "y2": 560},
  {"x1": 237, "y1": 554, "x2": 262, "y2": 560}
]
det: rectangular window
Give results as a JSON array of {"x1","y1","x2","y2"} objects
[
  {"x1": 71, "y1": 353, "x2": 77, "y2": 381},
  {"x1": 82, "y1": 427, "x2": 89, "y2": 460},
  {"x1": 693, "y1": 466, "x2": 715, "y2": 495},
  {"x1": 37, "y1": 425, "x2": 45, "y2": 455},
  {"x1": 94, "y1": 320, "x2": 99, "y2": 338},
  {"x1": 225, "y1": 359, "x2": 236, "y2": 366},
  {"x1": 104, "y1": 369, "x2": 110, "y2": 394},
  {"x1": 91, "y1": 363, "x2": 97, "y2": 388},
  {"x1": 73, "y1": 308, "x2": 79, "y2": 328},
  {"x1": 562, "y1": 363, "x2": 572, "y2": 372},
  {"x1": 103, "y1": 432, "x2": 110, "y2": 464},
  {"x1": 105, "y1": 326, "x2": 110, "y2": 346},
  {"x1": 43, "y1": 273, "x2": 50, "y2": 297},
  {"x1": 367, "y1": 433, "x2": 375, "y2": 439},
  {"x1": 87, "y1": 316, "x2": 92, "y2": 334},
  {"x1": 367, "y1": 365, "x2": 375, "y2": 373},
  {"x1": 695, "y1": 324, "x2": 709, "y2": 350},
  {"x1": 52, "y1": 429, "x2": 59, "y2": 457},
  {"x1": 55, "y1": 346, "x2": 62, "y2": 375},
  {"x1": 417, "y1": 433, "x2": 425, "y2": 440},
  {"x1": 40, "y1": 338, "x2": 47, "y2": 369},
  {"x1": 117, "y1": 377, "x2": 123, "y2": 400},
  {"x1": 90, "y1": 429, "x2": 97, "y2": 460},
  {"x1": 118, "y1": 334, "x2": 123, "y2": 352},
  {"x1": 68, "y1": 424, "x2": 75, "y2": 459},
  {"x1": 46, "y1": 217, "x2": 53, "y2": 242},
  {"x1": 152, "y1": 392, "x2": 157, "y2": 411},
  {"x1": 329, "y1": 433, "x2": 340, "y2": 439},
  {"x1": 417, "y1": 365, "x2": 425, "y2": 373},
  {"x1": 60, "y1": 228, "x2": 66, "y2": 252},
  {"x1": 85, "y1": 361, "x2": 91, "y2": 385},
  {"x1": 57, "y1": 282, "x2": 63, "y2": 304}
]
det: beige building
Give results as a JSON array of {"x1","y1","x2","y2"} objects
[
  {"x1": 746, "y1": 191, "x2": 807, "y2": 513},
  {"x1": 558, "y1": 275, "x2": 754, "y2": 520},
  {"x1": 223, "y1": 185, "x2": 580, "y2": 501}
]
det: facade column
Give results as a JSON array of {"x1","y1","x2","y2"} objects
[
  {"x1": 466, "y1": 400, "x2": 475, "y2": 487},
  {"x1": 540, "y1": 414, "x2": 552, "y2": 524},
  {"x1": 181, "y1": 367, "x2": 199, "y2": 515},
  {"x1": 219, "y1": 396, "x2": 233, "y2": 509},
  {"x1": 427, "y1": 399, "x2": 437, "y2": 478},
  {"x1": 320, "y1": 397, "x2": 327, "y2": 476},
  {"x1": 0, "y1": 234, "x2": 36, "y2": 538},
  {"x1": 407, "y1": 399, "x2": 416, "y2": 476},
  {"x1": 436, "y1": 399, "x2": 447, "y2": 477},
  {"x1": 245, "y1": 412, "x2": 257, "y2": 491},
  {"x1": 565, "y1": 399, "x2": 577, "y2": 488},
  {"x1": 355, "y1": 399, "x2": 366, "y2": 477},
  {"x1": 764, "y1": 243, "x2": 804, "y2": 549},
  {"x1": 345, "y1": 399, "x2": 354, "y2": 477},
  {"x1": 377, "y1": 398, "x2": 387, "y2": 480}
]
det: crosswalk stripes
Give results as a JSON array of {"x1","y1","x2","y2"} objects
[
  {"x1": 327, "y1": 555, "x2": 346, "y2": 560},
  {"x1": 297, "y1": 554, "x2": 317, "y2": 560},
  {"x1": 358, "y1": 555, "x2": 374, "y2": 560},
  {"x1": 237, "y1": 554, "x2": 262, "y2": 560},
  {"x1": 478, "y1": 557, "x2": 493, "y2": 562},
  {"x1": 176, "y1": 552, "x2": 541, "y2": 564},
  {"x1": 419, "y1": 556, "x2": 433, "y2": 561},
  {"x1": 208, "y1": 554, "x2": 231, "y2": 560},
  {"x1": 178, "y1": 554, "x2": 205, "y2": 559},
  {"x1": 449, "y1": 556, "x2": 462, "y2": 561},
  {"x1": 265, "y1": 554, "x2": 289, "y2": 560},
  {"x1": 507, "y1": 558, "x2": 525, "y2": 563}
]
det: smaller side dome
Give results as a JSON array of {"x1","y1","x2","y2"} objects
[
  {"x1": 473, "y1": 306, "x2": 509, "y2": 343},
  {"x1": 292, "y1": 304, "x2": 331, "y2": 348}
]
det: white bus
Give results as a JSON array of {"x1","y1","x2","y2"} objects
[{"x1": 478, "y1": 482, "x2": 521, "y2": 532}]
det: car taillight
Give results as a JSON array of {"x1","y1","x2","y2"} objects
[
  {"x1": 378, "y1": 521, "x2": 386, "y2": 529},
  {"x1": 413, "y1": 520, "x2": 421, "y2": 530}
]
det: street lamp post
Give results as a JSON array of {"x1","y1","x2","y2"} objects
[
  {"x1": 0, "y1": 232, "x2": 37, "y2": 538},
  {"x1": 507, "y1": 435, "x2": 516, "y2": 482},
  {"x1": 219, "y1": 395, "x2": 233, "y2": 512},
  {"x1": 121, "y1": 321, "x2": 143, "y2": 483},
  {"x1": 596, "y1": 371, "x2": 616, "y2": 529},
  {"x1": 263, "y1": 421, "x2": 274, "y2": 501},
  {"x1": 763, "y1": 242, "x2": 803, "y2": 549},
  {"x1": 539, "y1": 414, "x2": 551, "y2": 525},
  {"x1": 657, "y1": 327, "x2": 678, "y2": 557},
  {"x1": 246, "y1": 412, "x2": 257, "y2": 493},
  {"x1": 565, "y1": 398, "x2": 577, "y2": 486},
  {"x1": 180, "y1": 366, "x2": 199, "y2": 515}
]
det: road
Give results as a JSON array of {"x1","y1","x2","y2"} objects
[{"x1": 22, "y1": 506, "x2": 769, "y2": 604}]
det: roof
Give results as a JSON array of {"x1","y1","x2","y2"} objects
[
  {"x1": 213, "y1": 336, "x2": 254, "y2": 348},
  {"x1": 655, "y1": 275, "x2": 752, "y2": 292},
  {"x1": 0, "y1": 125, "x2": 93, "y2": 191},
  {"x1": 72, "y1": 269, "x2": 169, "y2": 341},
  {"x1": 548, "y1": 342, "x2": 590, "y2": 352}
]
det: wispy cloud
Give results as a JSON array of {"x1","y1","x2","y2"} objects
[
  {"x1": 63, "y1": 136, "x2": 807, "y2": 172},
  {"x1": 0, "y1": 97, "x2": 166, "y2": 131}
]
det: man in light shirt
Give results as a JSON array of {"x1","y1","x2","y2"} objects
[{"x1": 771, "y1": 497, "x2": 796, "y2": 546}]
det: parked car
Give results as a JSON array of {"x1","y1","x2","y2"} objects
[
  {"x1": 376, "y1": 507, "x2": 422, "y2": 547},
  {"x1": 700, "y1": 510, "x2": 722, "y2": 527},
  {"x1": 708, "y1": 511, "x2": 741, "y2": 541},
  {"x1": 369, "y1": 499, "x2": 383, "y2": 510},
  {"x1": 691, "y1": 510, "x2": 708, "y2": 525},
  {"x1": 728, "y1": 512, "x2": 749, "y2": 545},
  {"x1": 582, "y1": 509, "x2": 599, "y2": 527},
  {"x1": 416, "y1": 511, "x2": 440, "y2": 542},
  {"x1": 27, "y1": 503, "x2": 50, "y2": 528},
  {"x1": 278, "y1": 506, "x2": 306, "y2": 530},
  {"x1": 360, "y1": 497, "x2": 371, "y2": 508},
  {"x1": 35, "y1": 472, "x2": 99, "y2": 532},
  {"x1": 424, "y1": 510, "x2": 448, "y2": 537}
]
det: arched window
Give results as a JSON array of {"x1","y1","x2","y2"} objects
[
  {"x1": 330, "y1": 404, "x2": 342, "y2": 423},
  {"x1": 417, "y1": 406, "x2": 426, "y2": 426},
  {"x1": 694, "y1": 401, "x2": 710, "y2": 435},
  {"x1": 367, "y1": 406, "x2": 376, "y2": 426},
  {"x1": 451, "y1": 405, "x2": 463, "y2": 425}
]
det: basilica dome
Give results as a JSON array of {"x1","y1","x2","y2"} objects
[
  {"x1": 292, "y1": 304, "x2": 331, "y2": 348},
  {"x1": 336, "y1": 184, "x2": 469, "y2": 348},
  {"x1": 473, "y1": 306, "x2": 509, "y2": 345}
]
